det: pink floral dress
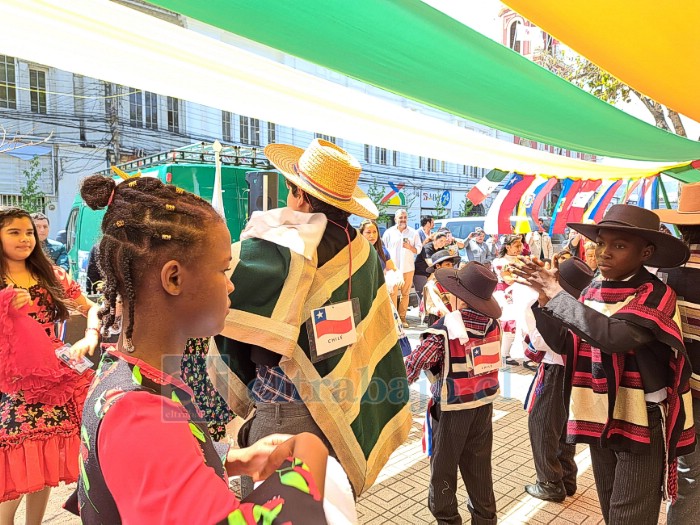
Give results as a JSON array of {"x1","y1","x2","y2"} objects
[{"x1": 0, "y1": 267, "x2": 90, "y2": 502}]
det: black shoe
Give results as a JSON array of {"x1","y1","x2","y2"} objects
[
  {"x1": 505, "y1": 357, "x2": 520, "y2": 366},
  {"x1": 565, "y1": 485, "x2": 577, "y2": 497},
  {"x1": 525, "y1": 481, "x2": 566, "y2": 502}
]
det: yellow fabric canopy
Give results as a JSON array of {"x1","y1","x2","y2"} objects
[{"x1": 504, "y1": 0, "x2": 700, "y2": 123}]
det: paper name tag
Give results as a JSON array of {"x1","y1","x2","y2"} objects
[{"x1": 307, "y1": 299, "x2": 359, "y2": 362}]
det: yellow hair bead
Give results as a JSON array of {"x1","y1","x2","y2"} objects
[
  {"x1": 128, "y1": 181, "x2": 138, "y2": 187},
  {"x1": 165, "y1": 204, "x2": 175, "y2": 211},
  {"x1": 115, "y1": 220, "x2": 125, "y2": 228},
  {"x1": 175, "y1": 187, "x2": 185, "y2": 194},
  {"x1": 161, "y1": 234, "x2": 172, "y2": 240}
]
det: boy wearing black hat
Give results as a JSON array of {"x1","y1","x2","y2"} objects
[
  {"x1": 422, "y1": 249, "x2": 461, "y2": 327},
  {"x1": 405, "y1": 262, "x2": 502, "y2": 525},
  {"x1": 522, "y1": 257, "x2": 594, "y2": 502},
  {"x1": 515, "y1": 204, "x2": 695, "y2": 524}
]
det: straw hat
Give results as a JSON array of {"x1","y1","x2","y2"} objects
[
  {"x1": 426, "y1": 249, "x2": 461, "y2": 274},
  {"x1": 568, "y1": 204, "x2": 689, "y2": 267},
  {"x1": 557, "y1": 257, "x2": 594, "y2": 298},
  {"x1": 264, "y1": 139, "x2": 378, "y2": 219},
  {"x1": 653, "y1": 182, "x2": 700, "y2": 225},
  {"x1": 434, "y1": 262, "x2": 502, "y2": 319}
]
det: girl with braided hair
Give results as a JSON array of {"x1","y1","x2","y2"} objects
[
  {"x1": 0, "y1": 207, "x2": 100, "y2": 524},
  {"x1": 71, "y1": 175, "x2": 328, "y2": 524}
]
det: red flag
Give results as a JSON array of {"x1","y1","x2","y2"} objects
[
  {"x1": 565, "y1": 179, "x2": 602, "y2": 224},
  {"x1": 549, "y1": 179, "x2": 583, "y2": 234},
  {"x1": 491, "y1": 174, "x2": 535, "y2": 234}
]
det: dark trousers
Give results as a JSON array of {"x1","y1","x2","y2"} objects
[
  {"x1": 589, "y1": 405, "x2": 665, "y2": 525},
  {"x1": 429, "y1": 403, "x2": 497, "y2": 525},
  {"x1": 238, "y1": 402, "x2": 336, "y2": 498},
  {"x1": 414, "y1": 274, "x2": 428, "y2": 303},
  {"x1": 527, "y1": 363, "x2": 577, "y2": 492},
  {"x1": 667, "y1": 397, "x2": 700, "y2": 525}
]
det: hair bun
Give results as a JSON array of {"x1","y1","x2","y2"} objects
[{"x1": 81, "y1": 175, "x2": 117, "y2": 210}]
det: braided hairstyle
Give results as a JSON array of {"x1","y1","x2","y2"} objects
[
  {"x1": 0, "y1": 206, "x2": 70, "y2": 320},
  {"x1": 80, "y1": 176, "x2": 223, "y2": 349}
]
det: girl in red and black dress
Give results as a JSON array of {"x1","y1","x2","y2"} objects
[{"x1": 0, "y1": 207, "x2": 100, "y2": 525}]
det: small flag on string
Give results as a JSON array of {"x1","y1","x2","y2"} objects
[{"x1": 466, "y1": 168, "x2": 510, "y2": 205}]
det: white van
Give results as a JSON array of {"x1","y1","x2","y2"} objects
[{"x1": 432, "y1": 217, "x2": 487, "y2": 240}]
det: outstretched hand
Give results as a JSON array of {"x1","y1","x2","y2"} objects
[{"x1": 509, "y1": 256, "x2": 563, "y2": 305}]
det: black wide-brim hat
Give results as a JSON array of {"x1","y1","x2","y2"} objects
[
  {"x1": 567, "y1": 204, "x2": 689, "y2": 268},
  {"x1": 434, "y1": 262, "x2": 502, "y2": 319},
  {"x1": 426, "y1": 249, "x2": 461, "y2": 274},
  {"x1": 558, "y1": 257, "x2": 594, "y2": 298}
]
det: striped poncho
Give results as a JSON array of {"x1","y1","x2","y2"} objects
[
  {"x1": 216, "y1": 229, "x2": 411, "y2": 496},
  {"x1": 567, "y1": 269, "x2": 695, "y2": 499}
]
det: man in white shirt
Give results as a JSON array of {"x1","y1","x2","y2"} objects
[
  {"x1": 383, "y1": 209, "x2": 422, "y2": 327},
  {"x1": 526, "y1": 218, "x2": 554, "y2": 261}
]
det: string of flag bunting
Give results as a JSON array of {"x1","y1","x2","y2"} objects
[{"x1": 470, "y1": 171, "x2": 661, "y2": 235}]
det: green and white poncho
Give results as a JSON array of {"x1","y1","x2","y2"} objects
[{"x1": 216, "y1": 226, "x2": 411, "y2": 496}]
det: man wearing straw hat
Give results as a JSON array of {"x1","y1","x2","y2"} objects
[
  {"x1": 215, "y1": 139, "x2": 411, "y2": 498},
  {"x1": 654, "y1": 183, "x2": 700, "y2": 524}
]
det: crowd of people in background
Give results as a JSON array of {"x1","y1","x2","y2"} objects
[{"x1": 0, "y1": 139, "x2": 697, "y2": 525}]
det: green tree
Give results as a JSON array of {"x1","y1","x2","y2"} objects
[
  {"x1": 433, "y1": 196, "x2": 448, "y2": 219},
  {"x1": 535, "y1": 50, "x2": 687, "y2": 137},
  {"x1": 20, "y1": 156, "x2": 47, "y2": 213},
  {"x1": 456, "y1": 198, "x2": 485, "y2": 217},
  {"x1": 366, "y1": 178, "x2": 392, "y2": 225}
]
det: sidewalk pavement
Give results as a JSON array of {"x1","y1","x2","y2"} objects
[{"x1": 24, "y1": 311, "x2": 669, "y2": 524}]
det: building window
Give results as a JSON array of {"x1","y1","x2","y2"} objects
[
  {"x1": 144, "y1": 92, "x2": 158, "y2": 130},
  {"x1": 364, "y1": 144, "x2": 371, "y2": 163},
  {"x1": 392, "y1": 151, "x2": 399, "y2": 167},
  {"x1": 509, "y1": 20, "x2": 522, "y2": 54},
  {"x1": 419, "y1": 156, "x2": 425, "y2": 170},
  {"x1": 29, "y1": 68, "x2": 47, "y2": 114},
  {"x1": 167, "y1": 96, "x2": 180, "y2": 133},
  {"x1": 314, "y1": 133, "x2": 336, "y2": 144},
  {"x1": 0, "y1": 55, "x2": 17, "y2": 109},
  {"x1": 374, "y1": 147, "x2": 387, "y2": 165},
  {"x1": 240, "y1": 116, "x2": 260, "y2": 146},
  {"x1": 268, "y1": 122, "x2": 276, "y2": 144},
  {"x1": 129, "y1": 89, "x2": 143, "y2": 127},
  {"x1": 427, "y1": 158, "x2": 440, "y2": 173},
  {"x1": 222, "y1": 111, "x2": 232, "y2": 142}
]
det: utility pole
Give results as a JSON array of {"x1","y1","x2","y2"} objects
[{"x1": 106, "y1": 83, "x2": 120, "y2": 165}]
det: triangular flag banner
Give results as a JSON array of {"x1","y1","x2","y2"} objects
[
  {"x1": 549, "y1": 178, "x2": 583, "y2": 235},
  {"x1": 585, "y1": 179, "x2": 623, "y2": 222},
  {"x1": 467, "y1": 169, "x2": 510, "y2": 206}
]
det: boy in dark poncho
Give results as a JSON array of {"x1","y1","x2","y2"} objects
[{"x1": 514, "y1": 204, "x2": 696, "y2": 525}]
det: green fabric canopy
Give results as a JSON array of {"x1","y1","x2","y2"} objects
[{"x1": 148, "y1": 0, "x2": 700, "y2": 163}]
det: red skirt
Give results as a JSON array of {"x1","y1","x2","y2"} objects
[{"x1": 0, "y1": 373, "x2": 91, "y2": 502}]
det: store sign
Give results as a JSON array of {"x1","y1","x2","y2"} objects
[{"x1": 421, "y1": 189, "x2": 451, "y2": 208}]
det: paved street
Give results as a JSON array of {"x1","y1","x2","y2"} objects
[{"x1": 23, "y1": 311, "x2": 669, "y2": 524}]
